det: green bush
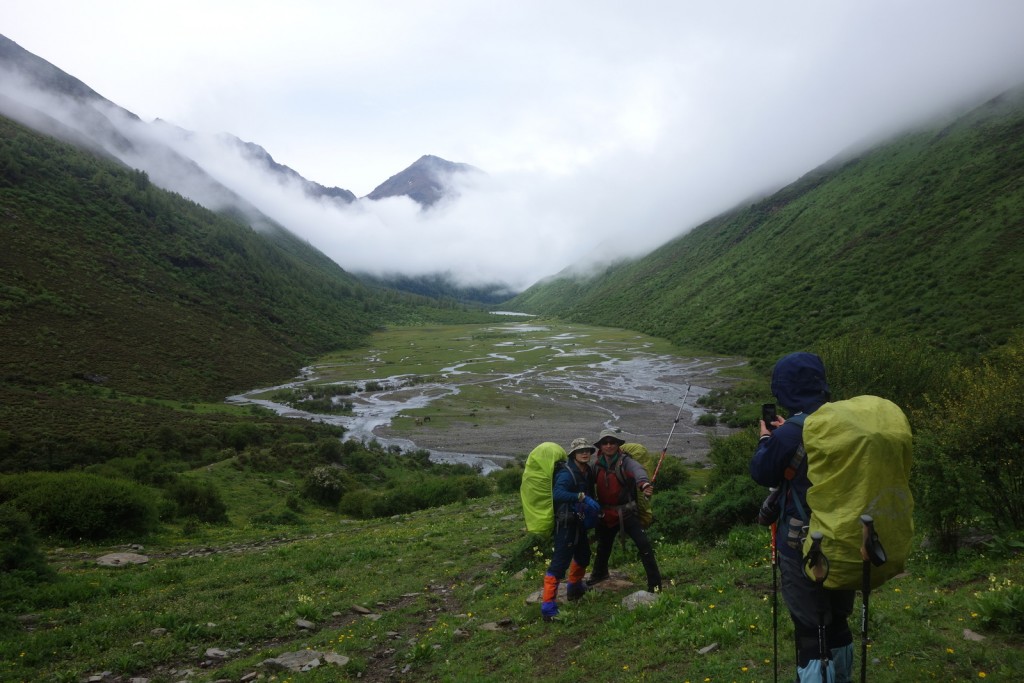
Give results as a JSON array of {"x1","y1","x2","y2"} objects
[
  {"x1": 338, "y1": 489, "x2": 383, "y2": 519},
  {"x1": 974, "y1": 578, "x2": 1024, "y2": 634},
  {"x1": 304, "y1": 465, "x2": 356, "y2": 506},
  {"x1": 696, "y1": 413, "x2": 718, "y2": 427},
  {"x1": 165, "y1": 478, "x2": 228, "y2": 523},
  {"x1": 338, "y1": 473, "x2": 493, "y2": 519},
  {"x1": 815, "y1": 333, "x2": 957, "y2": 414},
  {"x1": 651, "y1": 454, "x2": 689, "y2": 491},
  {"x1": 0, "y1": 472, "x2": 159, "y2": 540},
  {"x1": 489, "y1": 465, "x2": 523, "y2": 494},
  {"x1": 652, "y1": 431, "x2": 762, "y2": 544},
  {"x1": 649, "y1": 489, "x2": 701, "y2": 542},
  {"x1": 705, "y1": 431, "x2": 759, "y2": 490},
  {"x1": 913, "y1": 335, "x2": 1024, "y2": 551},
  {"x1": 0, "y1": 502, "x2": 53, "y2": 583}
]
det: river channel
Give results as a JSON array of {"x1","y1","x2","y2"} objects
[{"x1": 227, "y1": 319, "x2": 745, "y2": 473}]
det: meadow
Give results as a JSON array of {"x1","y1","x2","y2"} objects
[{"x1": 3, "y1": 322, "x2": 1024, "y2": 682}]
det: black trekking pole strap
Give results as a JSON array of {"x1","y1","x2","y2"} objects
[{"x1": 860, "y1": 514, "x2": 887, "y2": 567}]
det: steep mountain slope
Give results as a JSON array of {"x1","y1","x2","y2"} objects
[
  {"x1": 508, "y1": 88, "x2": 1024, "y2": 360},
  {"x1": 0, "y1": 115, "x2": 376, "y2": 401},
  {"x1": 0, "y1": 112, "x2": 493, "y2": 472},
  {"x1": 0, "y1": 34, "x2": 359, "y2": 216}
]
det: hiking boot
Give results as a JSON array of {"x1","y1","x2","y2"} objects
[
  {"x1": 566, "y1": 581, "x2": 587, "y2": 601},
  {"x1": 585, "y1": 572, "x2": 609, "y2": 586},
  {"x1": 540, "y1": 600, "x2": 559, "y2": 622}
]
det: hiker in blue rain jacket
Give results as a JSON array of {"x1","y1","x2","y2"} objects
[
  {"x1": 750, "y1": 352, "x2": 855, "y2": 683},
  {"x1": 540, "y1": 437, "x2": 601, "y2": 622}
]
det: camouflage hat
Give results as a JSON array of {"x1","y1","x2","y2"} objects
[
  {"x1": 594, "y1": 429, "x2": 625, "y2": 447},
  {"x1": 568, "y1": 437, "x2": 596, "y2": 455}
]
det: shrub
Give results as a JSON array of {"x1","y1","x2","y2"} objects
[
  {"x1": 338, "y1": 489, "x2": 383, "y2": 519},
  {"x1": 489, "y1": 465, "x2": 523, "y2": 494},
  {"x1": 304, "y1": 465, "x2": 356, "y2": 506},
  {"x1": 0, "y1": 472, "x2": 159, "y2": 540},
  {"x1": 913, "y1": 335, "x2": 1024, "y2": 550},
  {"x1": 697, "y1": 413, "x2": 718, "y2": 427},
  {"x1": 974, "y1": 576, "x2": 1024, "y2": 634},
  {"x1": 705, "y1": 431, "x2": 759, "y2": 490},
  {"x1": 0, "y1": 502, "x2": 52, "y2": 583},
  {"x1": 651, "y1": 454, "x2": 689, "y2": 491},
  {"x1": 649, "y1": 489, "x2": 701, "y2": 543},
  {"x1": 815, "y1": 332, "x2": 957, "y2": 414},
  {"x1": 165, "y1": 478, "x2": 228, "y2": 523}
]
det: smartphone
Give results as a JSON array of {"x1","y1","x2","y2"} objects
[{"x1": 761, "y1": 403, "x2": 778, "y2": 430}]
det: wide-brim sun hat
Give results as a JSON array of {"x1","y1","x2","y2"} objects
[
  {"x1": 593, "y1": 429, "x2": 625, "y2": 447},
  {"x1": 568, "y1": 437, "x2": 596, "y2": 455}
]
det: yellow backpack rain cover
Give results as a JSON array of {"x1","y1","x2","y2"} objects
[
  {"x1": 620, "y1": 443, "x2": 655, "y2": 528},
  {"x1": 520, "y1": 442, "x2": 567, "y2": 535},
  {"x1": 802, "y1": 395, "x2": 914, "y2": 590}
]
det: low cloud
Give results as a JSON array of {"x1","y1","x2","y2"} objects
[{"x1": 5, "y1": 0, "x2": 1024, "y2": 292}]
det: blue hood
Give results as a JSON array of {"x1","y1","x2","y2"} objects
[{"x1": 770, "y1": 352, "x2": 830, "y2": 414}]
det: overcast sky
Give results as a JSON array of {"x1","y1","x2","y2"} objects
[{"x1": 6, "y1": 1, "x2": 1024, "y2": 291}]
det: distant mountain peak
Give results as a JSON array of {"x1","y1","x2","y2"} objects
[{"x1": 366, "y1": 154, "x2": 481, "y2": 206}]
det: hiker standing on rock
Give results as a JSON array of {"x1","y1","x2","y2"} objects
[
  {"x1": 588, "y1": 429, "x2": 662, "y2": 593},
  {"x1": 540, "y1": 437, "x2": 601, "y2": 622},
  {"x1": 750, "y1": 352, "x2": 855, "y2": 683}
]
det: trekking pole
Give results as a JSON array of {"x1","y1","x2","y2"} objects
[
  {"x1": 805, "y1": 532, "x2": 830, "y2": 683},
  {"x1": 770, "y1": 521, "x2": 779, "y2": 683},
  {"x1": 652, "y1": 385, "x2": 690, "y2": 483},
  {"x1": 860, "y1": 515, "x2": 887, "y2": 683}
]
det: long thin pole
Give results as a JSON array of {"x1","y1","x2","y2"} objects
[
  {"x1": 652, "y1": 384, "x2": 690, "y2": 483},
  {"x1": 771, "y1": 522, "x2": 779, "y2": 683}
]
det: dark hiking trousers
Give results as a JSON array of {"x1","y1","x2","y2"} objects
[
  {"x1": 779, "y1": 552, "x2": 855, "y2": 668},
  {"x1": 547, "y1": 520, "x2": 591, "y2": 580},
  {"x1": 591, "y1": 513, "x2": 661, "y2": 590}
]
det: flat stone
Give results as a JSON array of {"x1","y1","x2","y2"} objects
[{"x1": 96, "y1": 552, "x2": 149, "y2": 567}]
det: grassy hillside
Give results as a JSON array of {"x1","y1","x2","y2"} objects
[
  {"x1": 2, "y1": 486, "x2": 1023, "y2": 682},
  {"x1": 508, "y1": 88, "x2": 1024, "y2": 363},
  {"x1": 0, "y1": 114, "x2": 490, "y2": 472}
]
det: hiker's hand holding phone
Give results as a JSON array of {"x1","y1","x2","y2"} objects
[{"x1": 760, "y1": 403, "x2": 784, "y2": 437}]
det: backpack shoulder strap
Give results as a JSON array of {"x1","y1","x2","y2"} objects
[{"x1": 782, "y1": 412, "x2": 808, "y2": 481}]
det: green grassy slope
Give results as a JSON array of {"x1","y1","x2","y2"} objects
[
  {"x1": 0, "y1": 115, "x2": 378, "y2": 400},
  {"x1": 3, "y1": 491, "x2": 1022, "y2": 682},
  {"x1": 509, "y1": 88, "x2": 1024, "y2": 361},
  {"x1": 0, "y1": 115, "x2": 491, "y2": 472}
]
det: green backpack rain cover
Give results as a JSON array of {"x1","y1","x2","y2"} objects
[
  {"x1": 620, "y1": 443, "x2": 655, "y2": 528},
  {"x1": 520, "y1": 442, "x2": 567, "y2": 535},
  {"x1": 801, "y1": 395, "x2": 914, "y2": 590}
]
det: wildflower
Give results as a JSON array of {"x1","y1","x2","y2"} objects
[
  {"x1": 946, "y1": 648, "x2": 954, "y2": 654},
  {"x1": 979, "y1": 673, "x2": 987, "y2": 678}
]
